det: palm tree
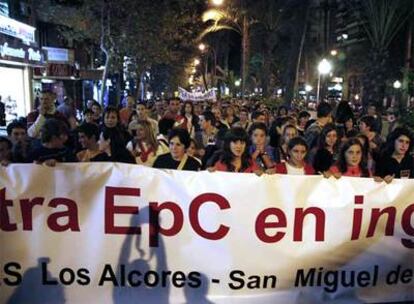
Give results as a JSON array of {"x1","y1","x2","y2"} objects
[
  {"x1": 347, "y1": 0, "x2": 414, "y2": 108},
  {"x1": 249, "y1": 0, "x2": 285, "y2": 97},
  {"x1": 200, "y1": 3, "x2": 255, "y2": 99}
]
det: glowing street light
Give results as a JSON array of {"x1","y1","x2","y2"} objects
[
  {"x1": 316, "y1": 59, "x2": 332, "y2": 103},
  {"x1": 235, "y1": 80, "x2": 241, "y2": 87},
  {"x1": 393, "y1": 80, "x2": 402, "y2": 89},
  {"x1": 330, "y1": 49, "x2": 338, "y2": 56},
  {"x1": 305, "y1": 85, "x2": 313, "y2": 92},
  {"x1": 198, "y1": 43, "x2": 206, "y2": 52},
  {"x1": 318, "y1": 59, "x2": 332, "y2": 75},
  {"x1": 194, "y1": 58, "x2": 200, "y2": 66},
  {"x1": 211, "y1": 0, "x2": 224, "y2": 6}
]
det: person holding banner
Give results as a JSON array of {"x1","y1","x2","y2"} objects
[
  {"x1": 153, "y1": 128, "x2": 201, "y2": 171},
  {"x1": 375, "y1": 127, "x2": 414, "y2": 181},
  {"x1": 0, "y1": 136, "x2": 12, "y2": 166},
  {"x1": 309, "y1": 123, "x2": 339, "y2": 175},
  {"x1": 28, "y1": 118, "x2": 77, "y2": 166},
  {"x1": 76, "y1": 123, "x2": 102, "y2": 162},
  {"x1": 273, "y1": 137, "x2": 314, "y2": 175},
  {"x1": 330, "y1": 138, "x2": 371, "y2": 178},
  {"x1": 213, "y1": 127, "x2": 261, "y2": 173}
]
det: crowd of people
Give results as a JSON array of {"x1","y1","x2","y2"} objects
[{"x1": 0, "y1": 90, "x2": 413, "y2": 182}]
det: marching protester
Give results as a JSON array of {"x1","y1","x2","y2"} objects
[
  {"x1": 102, "y1": 106, "x2": 131, "y2": 145},
  {"x1": 212, "y1": 127, "x2": 261, "y2": 174},
  {"x1": 119, "y1": 96, "x2": 136, "y2": 127},
  {"x1": 232, "y1": 107, "x2": 251, "y2": 130},
  {"x1": 359, "y1": 115, "x2": 384, "y2": 156},
  {"x1": 127, "y1": 120, "x2": 163, "y2": 166},
  {"x1": 136, "y1": 103, "x2": 159, "y2": 137},
  {"x1": 27, "y1": 90, "x2": 69, "y2": 139},
  {"x1": 195, "y1": 111, "x2": 220, "y2": 167},
  {"x1": 180, "y1": 101, "x2": 199, "y2": 138},
  {"x1": 93, "y1": 127, "x2": 135, "y2": 164},
  {"x1": 248, "y1": 122, "x2": 276, "y2": 171},
  {"x1": 297, "y1": 111, "x2": 311, "y2": 136},
  {"x1": 0, "y1": 136, "x2": 13, "y2": 166},
  {"x1": 309, "y1": 123, "x2": 339, "y2": 175},
  {"x1": 375, "y1": 127, "x2": 414, "y2": 181},
  {"x1": 329, "y1": 138, "x2": 371, "y2": 178},
  {"x1": 28, "y1": 118, "x2": 77, "y2": 166},
  {"x1": 91, "y1": 101, "x2": 103, "y2": 125},
  {"x1": 76, "y1": 123, "x2": 101, "y2": 162},
  {"x1": 275, "y1": 124, "x2": 298, "y2": 163},
  {"x1": 163, "y1": 99, "x2": 185, "y2": 128},
  {"x1": 273, "y1": 137, "x2": 314, "y2": 175},
  {"x1": 6, "y1": 119, "x2": 33, "y2": 163},
  {"x1": 222, "y1": 104, "x2": 239, "y2": 128},
  {"x1": 304, "y1": 102, "x2": 333, "y2": 149},
  {"x1": 152, "y1": 128, "x2": 201, "y2": 171}
]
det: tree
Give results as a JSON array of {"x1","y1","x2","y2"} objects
[
  {"x1": 200, "y1": 1, "x2": 257, "y2": 99},
  {"x1": 34, "y1": 0, "x2": 204, "y2": 102},
  {"x1": 249, "y1": 0, "x2": 285, "y2": 97},
  {"x1": 346, "y1": 0, "x2": 414, "y2": 109}
]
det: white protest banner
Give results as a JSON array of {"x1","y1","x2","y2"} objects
[
  {"x1": 178, "y1": 87, "x2": 217, "y2": 102},
  {"x1": 0, "y1": 163, "x2": 413, "y2": 304}
]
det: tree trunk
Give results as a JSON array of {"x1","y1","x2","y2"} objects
[
  {"x1": 262, "y1": 46, "x2": 272, "y2": 98},
  {"x1": 283, "y1": 0, "x2": 310, "y2": 108},
  {"x1": 403, "y1": 19, "x2": 413, "y2": 107},
  {"x1": 362, "y1": 49, "x2": 389, "y2": 110},
  {"x1": 241, "y1": 14, "x2": 249, "y2": 100},
  {"x1": 100, "y1": 4, "x2": 110, "y2": 105},
  {"x1": 293, "y1": 4, "x2": 311, "y2": 100}
]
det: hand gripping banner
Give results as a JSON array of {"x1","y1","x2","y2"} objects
[{"x1": 0, "y1": 163, "x2": 413, "y2": 304}]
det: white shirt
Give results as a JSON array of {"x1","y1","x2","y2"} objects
[{"x1": 285, "y1": 162, "x2": 305, "y2": 175}]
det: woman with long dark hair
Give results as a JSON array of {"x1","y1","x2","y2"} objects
[
  {"x1": 213, "y1": 127, "x2": 260, "y2": 173},
  {"x1": 375, "y1": 127, "x2": 414, "y2": 182},
  {"x1": 310, "y1": 123, "x2": 339, "y2": 174},
  {"x1": 180, "y1": 101, "x2": 199, "y2": 138},
  {"x1": 102, "y1": 106, "x2": 131, "y2": 144},
  {"x1": 274, "y1": 137, "x2": 314, "y2": 175},
  {"x1": 330, "y1": 138, "x2": 370, "y2": 177},
  {"x1": 93, "y1": 127, "x2": 135, "y2": 163}
]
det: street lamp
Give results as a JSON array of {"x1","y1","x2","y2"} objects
[
  {"x1": 305, "y1": 84, "x2": 313, "y2": 102},
  {"x1": 235, "y1": 80, "x2": 241, "y2": 87},
  {"x1": 393, "y1": 80, "x2": 402, "y2": 89},
  {"x1": 198, "y1": 43, "x2": 206, "y2": 52},
  {"x1": 393, "y1": 80, "x2": 402, "y2": 109},
  {"x1": 194, "y1": 58, "x2": 200, "y2": 66},
  {"x1": 316, "y1": 59, "x2": 332, "y2": 103},
  {"x1": 211, "y1": 0, "x2": 224, "y2": 6}
]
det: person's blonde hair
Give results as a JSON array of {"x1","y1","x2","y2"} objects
[{"x1": 137, "y1": 120, "x2": 158, "y2": 151}]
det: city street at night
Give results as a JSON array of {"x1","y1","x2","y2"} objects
[{"x1": 0, "y1": 0, "x2": 414, "y2": 303}]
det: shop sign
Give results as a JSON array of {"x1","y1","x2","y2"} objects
[
  {"x1": 43, "y1": 46, "x2": 75, "y2": 63},
  {"x1": 79, "y1": 69, "x2": 103, "y2": 80},
  {"x1": 0, "y1": 15, "x2": 35, "y2": 43},
  {"x1": 0, "y1": 41, "x2": 42, "y2": 64}
]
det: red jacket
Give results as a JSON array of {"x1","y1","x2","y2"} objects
[{"x1": 214, "y1": 159, "x2": 260, "y2": 173}]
